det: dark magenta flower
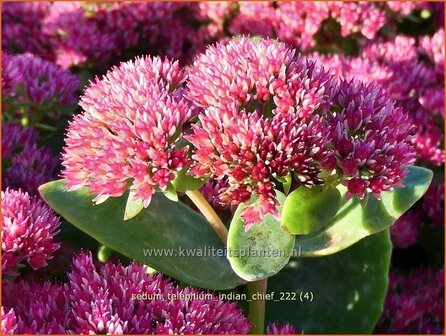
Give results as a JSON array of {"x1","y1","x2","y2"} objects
[
  {"x1": 390, "y1": 210, "x2": 424, "y2": 248},
  {"x1": 2, "y1": 122, "x2": 59, "y2": 195},
  {"x1": 326, "y1": 80, "x2": 416, "y2": 199},
  {"x1": 2, "y1": 53, "x2": 80, "y2": 124},
  {"x1": 2, "y1": 251, "x2": 251, "y2": 334},
  {"x1": 267, "y1": 322, "x2": 298, "y2": 334},
  {"x1": 1, "y1": 2, "x2": 53, "y2": 59},
  {"x1": 66, "y1": 251, "x2": 251, "y2": 334},
  {"x1": 2, "y1": 188, "x2": 61, "y2": 274},
  {"x1": 2, "y1": 281, "x2": 66, "y2": 334},
  {"x1": 377, "y1": 268, "x2": 444, "y2": 334}
]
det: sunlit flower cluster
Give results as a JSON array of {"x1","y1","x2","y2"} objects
[
  {"x1": 1, "y1": 2, "x2": 443, "y2": 335},
  {"x1": 186, "y1": 37, "x2": 415, "y2": 225},
  {"x1": 186, "y1": 38, "x2": 336, "y2": 225},
  {"x1": 62, "y1": 56, "x2": 194, "y2": 207}
]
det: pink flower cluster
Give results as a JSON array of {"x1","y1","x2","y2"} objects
[
  {"x1": 1, "y1": 251, "x2": 251, "y2": 334},
  {"x1": 2, "y1": 52, "x2": 80, "y2": 123},
  {"x1": 311, "y1": 31, "x2": 445, "y2": 167},
  {"x1": 2, "y1": 188, "x2": 60, "y2": 275},
  {"x1": 60, "y1": 37, "x2": 417, "y2": 227},
  {"x1": 390, "y1": 210, "x2": 424, "y2": 249},
  {"x1": 33, "y1": 2, "x2": 226, "y2": 68},
  {"x1": 377, "y1": 267, "x2": 444, "y2": 334},
  {"x1": 185, "y1": 37, "x2": 415, "y2": 225},
  {"x1": 4, "y1": 1, "x2": 428, "y2": 70},
  {"x1": 266, "y1": 322, "x2": 298, "y2": 334},
  {"x1": 228, "y1": 2, "x2": 386, "y2": 50},
  {"x1": 62, "y1": 56, "x2": 195, "y2": 207},
  {"x1": 2, "y1": 123, "x2": 59, "y2": 194},
  {"x1": 1, "y1": 2, "x2": 53, "y2": 59},
  {"x1": 326, "y1": 80, "x2": 415, "y2": 198},
  {"x1": 186, "y1": 37, "x2": 332, "y2": 224}
]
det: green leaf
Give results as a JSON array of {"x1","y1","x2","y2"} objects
[
  {"x1": 39, "y1": 179, "x2": 245, "y2": 290},
  {"x1": 276, "y1": 173, "x2": 292, "y2": 195},
  {"x1": 172, "y1": 168, "x2": 206, "y2": 192},
  {"x1": 124, "y1": 189, "x2": 144, "y2": 220},
  {"x1": 162, "y1": 182, "x2": 178, "y2": 202},
  {"x1": 266, "y1": 229, "x2": 391, "y2": 333},
  {"x1": 227, "y1": 191, "x2": 295, "y2": 281},
  {"x1": 281, "y1": 185, "x2": 341, "y2": 235},
  {"x1": 295, "y1": 166, "x2": 432, "y2": 256}
]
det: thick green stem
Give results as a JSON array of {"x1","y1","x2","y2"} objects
[
  {"x1": 247, "y1": 278, "x2": 268, "y2": 334},
  {"x1": 185, "y1": 190, "x2": 228, "y2": 244}
]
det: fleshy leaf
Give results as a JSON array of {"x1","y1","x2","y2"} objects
[
  {"x1": 266, "y1": 229, "x2": 391, "y2": 333},
  {"x1": 172, "y1": 168, "x2": 206, "y2": 192},
  {"x1": 294, "y1": 166, "x2": 432, "y2": 256},
  {"x1": 124, "y1": 189, "x2": 144, "y2": 220},
  {"x1": 227, "y1": 191, "x2": 295, "y2": 281},
  {"x1": 39, "y1": 179, "x2": 245, "y2": 290},
  {"x1": 281, "y1": 185, "x2": 341, "y2": 235},
  {"x1": 162, "y1": 182, "x2": 178, "y2": 202}
]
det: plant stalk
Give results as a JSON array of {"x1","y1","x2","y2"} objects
[
  {"x1": 185, "y1": 190, "x2": 228, "y2": 244},
  {"x1": 186, "y1": 190, "x2": 268, "y2": 334},
  {"x1": 247, "y1": 278, "x2": 268, "y2": 334}
]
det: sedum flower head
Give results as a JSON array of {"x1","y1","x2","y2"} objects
[
  {"x1": 2, "y1": 122, "x2": 59, "y2": 195},
  {"x1": 377, "y1": 267, "x2": 444, "y2": 334},
  {"x1": 266, "y1": 322, "x2": 298, "y2": 334},
  {"x1": 1, "y1": 188, "x2": 61, "y2": 274},
  {"x1": 187, "y1": 37, "x2": 415, "y2": 226},
  {"x1": 62, "y1": 56, "x2": 195, "y2": 207},
  {"x1": 186, "y1": 38, "x2": 334, "y2": 226},
  {"x1": 2, "y1": 53, "x2": 80, "y2": 123},
  {"x1": 390, "y1": 210, "x2": 424, "y2": 248},
  {"x1": 187, "y1": 108, "x2": 330, "y2": 227},
  {"x1": 1, "y1": 307, "x2": 19, "y2": 335},
  {"x1": 2, "y1": 252, "x2": 251, "y2": 334},
  {"x1": 2, "y1": 280, "x2": 66, "y2": 334},
  {"x1": 186, "y1": 37, "x2": 336, "y2": 114},
  {"x1": 327, "y1": 80, "x2": 416, "y2": 199}
]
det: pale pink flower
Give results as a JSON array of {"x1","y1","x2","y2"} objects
[{"x1": 62, "y1": 56, "x2": 195, "y2": 207}]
